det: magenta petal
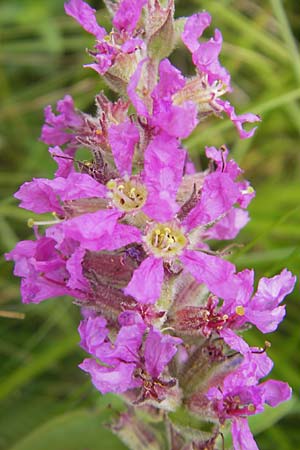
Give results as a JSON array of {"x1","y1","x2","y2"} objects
[
  {"x1": 113, "y1": 0, "x2": 147, "y2": 33},
  {"x1": 232, "y1": 418, "x2": 259, "y2": 450},
  {"x1": 144, "y1": 328, "x2": 182, "y2": 378},
  {"x1": 49, "y1": 146, "x2": 75, "y2": 178},
  {"x1": 14, "y1": 179, "x2": 63, "y2": 215},
  {"x1": 182, "y1": 12, "x2": 211, "y2": 53},
  {"x1": 124, "y1": 256, "x2": 164, "y2": 304},
  {"x1": 253, "y1": 269, "x2": 296, "y2": 309},
  {"x1": 220, "y1": 329, "x2": 249, "y2": 354},
  {"x1": 205, "y1": 208, "x2": 249, "y2": 240},
  {"x1": 66, "y1": 247, "x2": 89, "y2": 290},
  {"x1": 48, "y1": 172, "x2": 107, "y2": 201},
  {"x1": 153, "y1": 102, "x2": 198, "y2": 139},
  {"x1": 108, "y1": 120, "x2": 139, "y2": 176},
  {"x1": 260, "y1": 380, "x2": 292, "y2": 407},
  {"x1": 110, "y1": 223, "x2": 143, "y2": 250},
  {"x1": 143, "y1": 133, "x2": 185, "y2": 222},
  {"x1": 218, "y1": 99, "x2": 261, "y2": 139},
  {"x1": 193, "y1": 29, "x2": 230, "y2": 86},
  {"x1": 184, "y1": 172, "x2": 240, "y2": 231},
  {"x1": 180, "y1": 249, "x2": 236, "y2": 299},
  {"x1": 127, "y1": 59, "x2": 149, "y2": 117},
  {"x1": 152, "y1": 59, "x2": 186, "y2": 99},
  {"x1": 78, "y1": 316, "x2": 108, "y2": 354},
  {"x1": 61, "y1": 210, "x2": 121, "y2": 250},
  {"x1": 79, "y1": 359, "x2": 138, "y2": 394},
  {"x1": 248, "y1": 269, "x2": 296, "y2": 333},
  {"x1": 64, "y1": 0, "x2": 106, "y2": 39}
]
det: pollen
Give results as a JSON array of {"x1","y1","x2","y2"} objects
[
  {"x1": 235, "y1": 305, "x2": 245, "y2": 316},
  {"x1": 107, "y1": 177, "x2": 147, "y2": 212},
  {"x1": 145, "y1": 223, "x2": 187, "y2": 258}
]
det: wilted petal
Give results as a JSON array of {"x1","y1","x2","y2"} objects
[{"x1": 124, "y1": 256, "x2": 164, "y2": 304}]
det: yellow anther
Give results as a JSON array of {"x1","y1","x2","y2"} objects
[
  {"x1": 27, "y1": 218, "x2": 35, "y2": 228},
  {"x1": 235, "y1": 305, "x2": 245, "y2": 316},
  {"x1": 117, "y1": 184, "x2": 125, "y2": 190},
  {"x1": 248, "y1": 404, "x2": 255, "y2": 412},
  {"x1": 222, "y1": 314, "x2": 229, "y2": 320},
  {"x1": 95, "y1": 129, "x2": 102, "y2": 135},
  {"x1": 129, "y1": 188, "x2": 136, "y2": 196},
  {"x1": 154, "y1": 229, "x2": 161, "y2": 235},
  {"x1": 106, "y1": 180, "x2": 116, "y2": 190},
  {"x1": 164, "y1": 227, "x2": 171, "y2": 233}
]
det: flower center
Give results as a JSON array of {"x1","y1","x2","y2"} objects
[
  {"x1": 107, "y1": 178, "x2": 147, "y2": 212},
  {"x1": 145, "y1": 223, "x2": 187, "y2": 258}
]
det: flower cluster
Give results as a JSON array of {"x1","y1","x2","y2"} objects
[{"x1": 6, "y1": 1, "x2": 296, "y2": 449}]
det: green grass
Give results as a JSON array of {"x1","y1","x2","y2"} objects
[{"x1": 1, "y1": 0, "x2": 299, "y2": 448}]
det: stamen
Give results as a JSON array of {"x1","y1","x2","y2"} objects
[
  {"x1": 107, "y1": 177, "x2": 147, "y2": 212},
  {"x1": 27, "y1": 217, "x2": 62, "y2": 228},
  {"x1": 252, "y1": 341, "x2": 271, "y2": 354},
  {"x1": 145, "y1": 223, "x2": 187, "y2": 258},
  {"x1": 235, "y1": 305, "x2": 245, "y2": 316}
]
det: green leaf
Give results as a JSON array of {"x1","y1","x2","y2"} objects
[{"x1": 8, "y1": 409, "x2": 128, "y2": 450}]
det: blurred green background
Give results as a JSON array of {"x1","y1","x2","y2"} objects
[{"x1": 0, "y1": 0, "x2": 299, "y2": 449}]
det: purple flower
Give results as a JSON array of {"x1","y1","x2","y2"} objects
[
  {"x1": 113, "y1": 0, "x2": 147, "y2": 33},
  {"x1": 219, "y1": 268, "x2": 296, "y2": 338},
  {"x1": 65, "y1": 0, "x2": 145, "y2": 76},
  {"x1": 127, "y1": 58, "x2": 198, "y2": 139},
  {"x1": 64, "y1": 0, "x2": 106, "y2": 39},
  {"x1": 181, "y1": 13, "x2": 261, "y2": 139},
  {"x1": 108, "y1": 119, "x2": 140, "y2": 176},
  {"x1": 124, "y1": 168, "x2": 240, "y2": 303},
  {"x1": 5, "y1": 236, "x2": 88, "y2": 303},
  {"x1": 174, "y1": 268, "x2": 296, "y2": 354},
  {"x1": 206, "y1": 351, "x2": 291, "y2": 450},
  {"x1": 14, "y1": 171, "x2": 107, "y2": 215},
  {"x1": 182, "y1": 13, "x2": 230, "y2": 87},
  {"x1": 78, "y1": 313, "x2": 181, "y2": 396},
  {"x1": 41, "y1": 95, "x2": 84, "y2": 146}
]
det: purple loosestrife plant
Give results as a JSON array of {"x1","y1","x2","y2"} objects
[{"x1": 6, "y1": 1, "x2": 296, "y2": 449}]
